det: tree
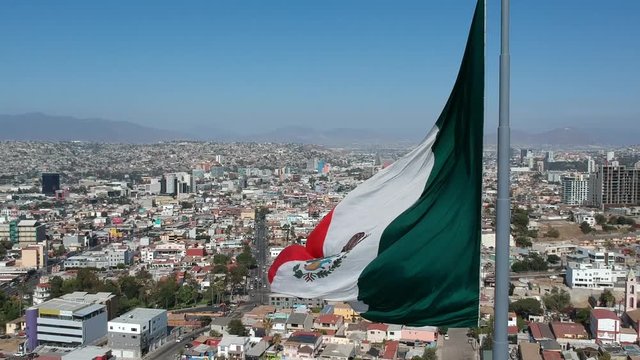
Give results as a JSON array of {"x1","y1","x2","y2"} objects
[
  {"x1": 574, "y1": 308, "x2": 591, "y2": 326},
  {"x1": 543, "y1": 287, "x2": 571, "y2": 312},
  {"x1": 422, "y1": 348, "x2": 437, "y2": 360},
  {"x1": 547, "y1": 254, "x2": 561, "y2": 265},
  {"x1": 599, "y1": 290, "x2": 616, "y2": 307},
  {"x1": 515, "y1": 237, "x2": 532, "y2": 248},
  {"x1": 213, "y1": 254, "x2": 230, "y2": 265},
  {"x1": 511, "y1": 208, "x2": 530, "y2": 230},
  {"x1": 511, "y1": 253, "x2": 548, "y2": 273},
  {"x1": 53, "y1": 244, "x2": 66, "y2": 257},
  {"x1": 437, "y1": 327, "x2": 448, "y2": 335},
  {"x1": 545, "y1": 228, "x2": 560, "y2": 238},
  {"x1": 510, "y1": 298, "x2": 543, "y2": 318},
  {"x1": 228, "y1": 319, "x2": 248, "y2": 336},
  {"x1": 595, "y1": 214, "x2": 607, "y2": 225},
  {"x1": 580, "y1": 221, "x2": 593, "y2": 234}
]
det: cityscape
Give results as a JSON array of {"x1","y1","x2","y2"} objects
[
  {"x1": 0, "y1": 141, "x2": 639, "y2": 360},
  {"x1": 1, "y1": 0, "x2": 639, "y2": 360}
]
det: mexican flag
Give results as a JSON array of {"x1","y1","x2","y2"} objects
[{"x1": 268, "y1": 0, "x2": 484, "y2": 327}]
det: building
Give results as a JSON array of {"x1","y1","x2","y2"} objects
[
  {"x1": 282, "y1": 331, "x2": 323, "y2": 360},
  {"x1": 42, "y1": 173, "x2": 61, "y2": 195},
  {"x1": 59, "y1": 292, "x2": 117, "y2": 320},
  {"x1": 17, "y1": 220, "x2": 46, "y2": 248},
  {"x1": 216, "y1": 335, "x2": 250, "y2": 359},
  {"x1": 24, "y1": 298, "x2": 108, "y2": 351},
  {"x1": 21, "y1": 244, "x2": 47, "y2": 269},
  {"x1": 561, "y1": 175, "x2": 589, "y2": 205},
  {"x1": 589, "y1": 165, "x2": 640, "y2": 208},
  {"x1": 269, "y1": 293, "x2": 326, "y2": 310},
  {"x1": 286, "y1": 313, "x2": 313, "y2": 334},
  {"x1": 33, "y1": 283, "x2": 51, "y2": 305},
  {"x1": 0, "y1": 220, "x2": 18, "y2": 243},
  {"x1": 107, "y1": 308, "x2": 168, "y2": 359},
  {"x1": 107, "y1": 245, "x2": 133, "y2": 267},
  {"x1": 312, "y1": 314, "x2": 344, "y2": 335},
  {"x1": 628, "y1": 269, "x2": 638, "y2": 311},
  {"x1": 319, "y1": 343, "x2": 356, "y2": 360},
  {"x1": 590, "y1": 309, "x2": 621, "y2": 344},
  {"x1": 565, "y1": 262, "x2": 628, "y2": 289}
]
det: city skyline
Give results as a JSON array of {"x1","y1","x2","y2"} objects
[{"x1": 1, "y1": 0, "x2": 638, "y2": 134}]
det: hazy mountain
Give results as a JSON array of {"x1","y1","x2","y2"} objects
[
  {"x1": 0, "y1": 113, "x2": 188, "y2": 143},
  {"x1": 484, "y1": 127, "x2": 640, "y2": 147},
  {"x1": 2, "y1": 113, "x2": 638, "y2": 146}
]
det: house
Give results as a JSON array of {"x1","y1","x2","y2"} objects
[
  {"x1": 332, "y1": 303, "x2": 359, "y2": 323},
  {"x1": 590, "y1": 309, "x2": 620, "y2": 344},
  {"x1": 282, "y1": 331, "x2": 323, "y2": 360},
  {"x1": 211, "y1": 317, "x2": 233, "y2": 335},
  {"x1": 313, "y1": 314, "x2": 344, "y2": 335},
  {"x1": 400, "y1": 326, "x2": 437, "y2": 344},
  {"x1": 4, "y1": 317, "x2": 25, "y2": 336},
  {"x1": 386, "y1": 324, "x2": 402, "y2": 341},
  {"x1": 245, "y1": 339, "x2": 269, "y2": 360},
  {"x1": 272, "y1": 318, "x2": 288, "y2": 334},
  {"x1": 286, "y1": 313, "x2": 313, "y2": 334},
  {"x1": 381, "y1": 340, "x2": 399, "y2": 360},
  {"x1": 549, "y1": 321, "x2": 594, "y2": 349},
  {"x1": 520, "y1": 342, "x2": 543, "y2": 360},
  {"x1": 217, "y1": 335, "x2": 250, "y2": 359},
  {"x1": 319, "y1": 343, "x2": 356, "y2": 360},
  {"x1": 529, "y1": 322, "x2": 555, "y2": 342},
  {"x1": 367, "y1": 323, "x2": 388, "y2": 343}
]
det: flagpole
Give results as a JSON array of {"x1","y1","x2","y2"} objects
[{"x1": 493, "y1": 0, "x2": 510, "y2": 358}]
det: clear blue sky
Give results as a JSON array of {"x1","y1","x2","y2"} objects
[{"x1": 1, "y1": 0, "x2": 638, "y2": 134}]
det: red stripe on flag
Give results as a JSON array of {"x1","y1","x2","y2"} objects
[
  {"x1": 268, "y1": 245, "x2": 314, "y2": 283},
  {"x1": 305, "y1": 208, "x2": 334, "y2": 258}
]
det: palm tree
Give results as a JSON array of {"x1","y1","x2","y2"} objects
[
  {"x1": 263, "y1": 316, "x2": 273, "y2": 336},
  {"x1": 271, "y1": 333, "x2": 282, "y2": 348}
]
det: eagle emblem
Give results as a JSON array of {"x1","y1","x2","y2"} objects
[{"x1": 293, "y1": 232, "x2": 369, "y2": 282}]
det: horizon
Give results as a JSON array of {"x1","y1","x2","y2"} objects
[{"x1": 1, "y1": 0, "x2": 639, "y2": 134}]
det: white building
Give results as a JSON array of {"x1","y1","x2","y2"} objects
[
  {"x1": 270, "y1": 247, "x2": 285, "y2": 258},
  {"x1": 106, "y1": 245, "x2": 133, "y2": 267},
  {"x1": 217, "y1": 335, "x2": 250, "y2": 359},
  {"x1": 561, "y1": 175, "x2": 589, "y2": 205},
  {"x1": 565, "y1": 262, "x2": 627, "y2": 289},
  {"x1": 108, "y1": 308, "x2": 168, "y2": 359},
  {"x1": 25, "y1": 299, "x2": 108, "y2": 351}
]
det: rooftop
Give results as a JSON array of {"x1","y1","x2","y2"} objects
[
  {"x1": 31, "y1": 298, "x2": 105, "y2": 316},
  {"x1": 109, "y1": 308, "x2": 166, "y2": 325}
]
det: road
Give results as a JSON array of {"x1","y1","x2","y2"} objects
[
  {"x1": 147, "y1": 326, "x2": 210, "y2": 360},
  {"x1": 250, "y1": 216, "x2": 270, "y2": 305},
  {"x1": 438, "y1": 328, "x2": 478, "y2": 360}
]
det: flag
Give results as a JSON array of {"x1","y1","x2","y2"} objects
[{"x1": 268, "y1": 0, "x2": 484, "y2": 327}]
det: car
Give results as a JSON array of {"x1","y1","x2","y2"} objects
[{"x1": 444, "y1": 334, "x2": 449, "y2": 340}]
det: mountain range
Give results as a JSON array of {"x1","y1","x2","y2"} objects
[{"x1": 1, "y1": 113, "x2": 638, "y2": 147}]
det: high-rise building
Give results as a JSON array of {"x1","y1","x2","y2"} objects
[
  {"x1": 587, "y1": 156, "x2": 597, "y2": 173},
  {"x1": 561, "y1": 175, "x2": 589, "y2": 205},
  {"x1": 17, "y1": 220, "x2": 46, "y2": 248},
  {"x1": 606, "y1": 151, "x2": 615, "y2": 162},
  {"x1": 41, "y1": 173, "x2": 60, "y2": 195},
  {"x1": 545, "y1": 151, "x2": 555, "y2": 163},
  {"x1": 589, "y1": 165, "x2": 640, "y2": 208},
  {"x1": 0, "y1": 220, "x2": 18, "y2": 243}
]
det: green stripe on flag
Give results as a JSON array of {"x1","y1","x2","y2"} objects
[{"x1": 357, "y1": 0, "x2": 484, "y2": 327}]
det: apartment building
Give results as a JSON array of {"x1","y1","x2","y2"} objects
[
  {"x1": 17, "y1": 220, "x2": 46, "y2": 248},
  {"x1": 269, "y1": 293, "x2": 326, "y2": 310},
  {"x1": 108, "y1": 308, "x2": 168, "y2": 359},
  {"x1": 589, "y1": 165, "x2": 640, "y2": 208},
  {"x1": 561, "y1": 175, "x2": 589, "y2": 205},
  {"x1": 24, "y1": 299, "x2": 108, "y2": 351}
]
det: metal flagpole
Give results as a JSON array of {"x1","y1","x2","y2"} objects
[{"x1": 493, "y1": 0, "x2": 511, "y2": 358}]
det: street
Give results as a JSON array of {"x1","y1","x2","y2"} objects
[{"x1": 438, "y1": 328, "x2": 478, "y2": 360}]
